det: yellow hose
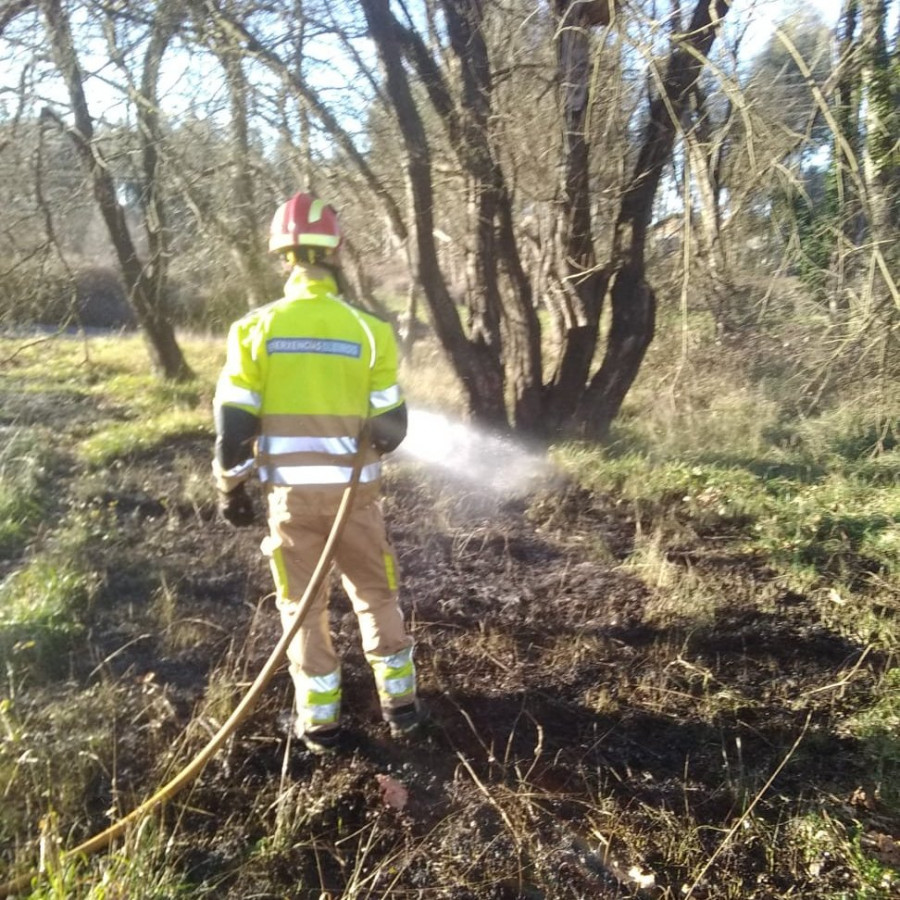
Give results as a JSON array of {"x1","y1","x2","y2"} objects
[{"x1": 0, "y1": 437, "x2": 368, "y2": 898}]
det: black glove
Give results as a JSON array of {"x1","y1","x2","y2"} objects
[{"x1": 217, "y1": 483, "x2": 256, "y2": 527}]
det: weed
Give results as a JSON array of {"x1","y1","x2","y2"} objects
[
  {"x1": 77, "y1": 410, "x2": 211, "y2": 468},
  {"x1": 753, "y1": 474, "x2": 900, "y2": 589},
  {"x1": 2, "y1": 328, "x2": 900, "y2": 899},
  {"x1": 842, "y1": 668, "x2": 900, "y2": 805},
  {"x1": 399, "y1": 341, "x2": 466, "y2": 416},
  {"x1": 787, "y1": 812, "x2": 899, "y2": 898},
  {"x1": 0, "y1": 557, "x2": 97, "y2": 683},
  {"x1": 20, "y1": 814, "x2": 197, "y2": 899},
  {"x1": 0, "y1": 434, "x2": 55, "y2": 559},
  {"x1": 0, "y1": 684, "x2": 122, "y2": 859}
]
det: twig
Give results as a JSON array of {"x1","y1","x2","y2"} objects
[
  {"x1": 0, "y1": 331, "x2": 65, "y2": 367},
  {"x1": 801, "y1": 644, "x2": 873, "y2": 698},
  {"x1": 455, "y1": 751, "x2": 522, "y2": 852},
  {"x1": 682, "y1": 713, "x2": 812, "y2": 899},
  {"x1": 88, "y1": 633, "x2": 152, "y2": 681}
]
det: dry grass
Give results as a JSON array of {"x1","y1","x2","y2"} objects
[{"x1": 1, "y1": 328, "x2": 899, "y2": 898}]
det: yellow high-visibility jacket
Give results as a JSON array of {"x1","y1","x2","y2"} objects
[{"x1": 213, "y1": 267, "x2": 405, "y2": 506}]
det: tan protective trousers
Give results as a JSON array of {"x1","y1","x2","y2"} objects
[{"x1": 262, "y1": 488, "x2": 413, "y2": 727}]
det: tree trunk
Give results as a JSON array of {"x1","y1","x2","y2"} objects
[
  {"x1": 857, "y1": 0, "x2": 899, "y2": 337},
  {"x1": 685, "y1": 87, "x2": 731, "y2": 310},
  {"x1": 135, "y1": 0, "x2": 190, "y2": 354},
  {"x1": 859, "y1": 0, "x2": 897, "y2": 248},
  {"x1": 42, "y1": 0, "x2": 191, "y2": 381},
  {"x1": 360, "y1": 0, "x2": 508, "y2": 430},
  {"x1": 220, "y1": 48, "x2": 268, "y2": 309},
  {"x1": 830, "y1": 0, "x2": 863, "y2": 315},
  {"x1": 543, "y1": 0, "x2": 609, "y2": 432},
  {"x1": 577, "y1": 266, "x2": 656, "y2": 436},
  {"x1": 574, "y1": 0, "x2": 730, "y2": 439},
  {"x1": 442, "y1": 0, "x2": 542, "y2": 432},
  {"x1": 395, "y1": 0, "x2": 542, "y2": 432}
]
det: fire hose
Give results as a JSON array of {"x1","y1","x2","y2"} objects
[{"x1": 0, "y1": 434, "x2": 369, "y2": 898}]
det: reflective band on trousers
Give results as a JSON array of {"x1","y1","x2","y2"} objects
[
  {"x1": 258, "y1": 435, "x2": 358, "y2": 456},
  {"x1": 260, "y1": 462, "x2": 382, "y2": 486},
  {"x1": 299, "y1": 669, "x2": 341, "y2": 727},
  {"x1": 367, "y1": 647, "x2": 416, "y2": 702}
]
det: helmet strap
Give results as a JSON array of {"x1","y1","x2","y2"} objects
[{"x1": 284, "y1": 247, "x2": 337, "y2": 271}]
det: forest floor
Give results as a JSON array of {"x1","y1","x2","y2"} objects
[{"x1": 1, "y1": 335, "x2": 899, "y2": 899}]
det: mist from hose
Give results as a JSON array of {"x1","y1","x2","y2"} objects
[{"x1": 397, "y1": 408, "x2": 553, "y2": 495}]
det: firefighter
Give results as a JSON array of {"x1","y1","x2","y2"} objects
[{"x1": 212, "y1": 192, "x2": 420, "y2": 753}]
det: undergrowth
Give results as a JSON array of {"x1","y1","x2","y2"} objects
[{"x1": 0, "y1": 326, "x2": 898, "y2": 899}]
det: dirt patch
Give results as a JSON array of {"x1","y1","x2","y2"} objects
[{"x1": 2, "y1": 442, "x2": 898, "y2": 898}]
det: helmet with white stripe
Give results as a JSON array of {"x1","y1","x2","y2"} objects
[{"x1": 269, "y1": 192, "x2": 342, "y2": 255}]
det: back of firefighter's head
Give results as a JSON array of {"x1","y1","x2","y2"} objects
[{"x1": 269, "y1": 192, "x2": 342, "y2": 270}]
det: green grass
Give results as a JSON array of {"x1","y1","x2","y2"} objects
[
  {"x1": 0, "y1": 556, "x2": 97, "y2": 683},
  {"x1": 19, "y1": 817, "x2": 195, "y2": 899},
  {"x1": 753, "y1": 474, "x2": 900, "y2": 585},
  {"x1": 3, "y1": 333, "x2": 220, "y2": 416},
  {"x1": 0, "y1": 432, "x2": 56, "y2": 558},
  {"x1": 844, "y1": 668, "x2": 900, "y2": 805},
  {"x1": 0, "y1": 334, "x2": 219, "y2": 687},
  {"x1": 555, "y1": 379, "x2": 900, "y2": 586},
  {"x1": 0, "y1": 467, "x2": 44, "y2": 558},
  {"x1": 77, "y1": 409, "x2": 212, "y2": 467},
  {"x1": 2, "y1": 326, "x2": 899, "y2": 898}
]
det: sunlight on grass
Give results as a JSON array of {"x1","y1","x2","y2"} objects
[
  {"x1": 753, "y1": 474, "x2": 900, "y2": 587},
  {"x1": 78, "y1": 409, "x2": 212, "y2": 467},
  {"x1": 0, "y1": 481, "x2": 40, "y2": 553},
  {"x1": 619, "y1": 377, "x2": 784, "y2": 463},
  {"x1": 0, "y1": 437, "x2": 49, "y2": 558},
  {"x1": 399, "y1": 341, "x2": 466, "y2": 416},
  {"x1": 2, "y1": 331, "x2": 221, "y2": 403},
  {"x1": 1, "y1": 317, "x2": 899, "y2": 898},
  {"x1": 18, "y1": 815, "x2": 192, "y2": 900},
  {"x1": 0, "y1": 557, "x2": 98, "y2": 627},
  {"x1": 552, "y1": 426, "x2": 900, "y2": 597},
  {"x1": 842, "y1": 668, "x2": 900, "y2": 805},
  {"x1": 0, "y1": 558, "x2": 96, "y2": 683},
  {"x1": 552, "y1": 445, "x2": 766, "y2": 526}
]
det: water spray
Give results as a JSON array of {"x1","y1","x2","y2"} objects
[{"x1": 399, "y1": 408, "x2": 552, "y2": 495}]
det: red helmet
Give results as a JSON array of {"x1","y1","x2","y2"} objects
[{"x1": 268, "y1": 192, "x2": 342, "y2": 254}]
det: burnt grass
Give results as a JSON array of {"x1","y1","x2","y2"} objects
[{"x1": 2, "y1": 405, "x2": 899, "y2": 898}]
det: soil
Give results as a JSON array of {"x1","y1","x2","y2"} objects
[{"x1": 2, "y1": 399, "x2": 899, "y2": 898}]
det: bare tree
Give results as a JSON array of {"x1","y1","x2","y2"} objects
[
  {"x1": 354, "y1": 0, "x2": 731, "y2": 439},
  {"x1": 360, "y1": 0, "x2": 511, "y2": 429},
  {"x1": 571, "y1": 0, "x2": 731, "y2": 439},
  {"x1": 540, "y1": 0, "x2": 614, "y2": 431},
  {"x1": 388, "y1": 0, "x2": 543, "y2": 429},
  {"x1": 859, "y1": 0, "x2": 898, "y2": 256},
  {"x1": 198, "y1": 7, "x2": 270, "y2": 309},
  {"x1": 834, "y1": 0, "x2": 864, "y2": 270},
  {"x1": 40, "y1": 0, "x2": 191, "y2": 380},
  {"x1": 6, "y1": 0, "x2": 760, "y2": 426}
]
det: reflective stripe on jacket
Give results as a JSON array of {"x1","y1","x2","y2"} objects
[{"x1": 213, "y1": 268, "x2": 403, "y2": 494}]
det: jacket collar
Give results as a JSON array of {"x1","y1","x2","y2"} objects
[{"x1": 283, "y1": 266, "x2": 339, "y2": 301}]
